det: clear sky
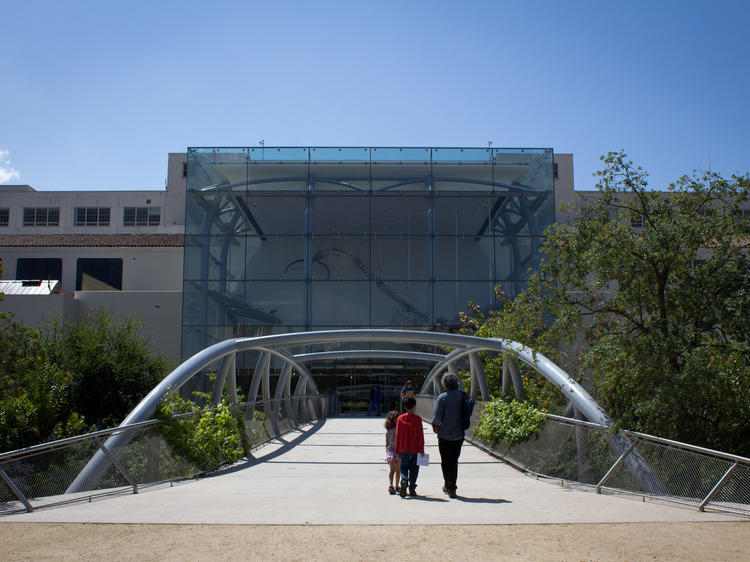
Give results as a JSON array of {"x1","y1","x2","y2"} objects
[{"x1": 1, "y1": 0, "x2": 748, "y2": 191}]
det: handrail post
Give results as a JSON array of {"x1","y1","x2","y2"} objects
[
  {"x1": 699, "y1": 462, "x2": 738, "y2": 512},
  {"x1": 596, "y1": 438, "x2": 638, "y2": 493},
  {"x1": 0, "y1": 465, "x2": 33, "y2": 512},
  {"x1": 95, "y1": 437, "x2": 138, "y2": 494}
]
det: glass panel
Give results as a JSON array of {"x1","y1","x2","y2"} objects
[
  {"x1": 432, "y1": 148, "x2": 493, "y2": 193},
  {"x1": 250, "y1": 147, "x2": 309, "y2": 163},
  {"x1": 248, "y1": 148, "x2": 308, "y2": 193},
  {"x1": 370, "y1": 196, "x2": 428, "y2": 235},
  {"x1": 483, "y1": 192, "x2": 555, "y2": 237},
  {"x1": 244, "y1": 236, "x2": 305, "y2": 281},
  {"x1": 187, "y1": 148, "x2": 249, "y2": 191},
  {"x1": 241, "y1": 194, "x2": 307, "y2": 236},
  {"x1": 492, "y1": 148, "x2": 553, "y2": 192},
  {"x1": 494, "y1": 236, "x2": 543, "y2": 281},
  {"x1": 371, "y1": 148, "x2": 430, "y2": 164},
  {"x1": 310, "y1": 148, "x2": 370, "y2": 192},
  {"x1": 370, "y1": 280, "x2": 430, "y2": 327},
  {"x1": 183, "y1": 235, "x2": 247, "y2": 281},
  {"x1": 434, "y1": 281, "x2": 494, "y2": 326},
  {"x1": 186, "y1": 193, "x2": 270, "y2": 237},
  {"x1": 244, "y1": 281, "x2": 305, "y2": 326},
  {"x1": 182, "y1": 280, "x2": 240, "y2": 326},
  {"x1": 434, "y1": 195, "x2": 492, "y2": 236},
  {"x1": 432, "y1": 147, "x2": 491, "y2": 163},
  {"x1": 185, "y1": 191, "x2": 212, "y2": 232},
  {"x1": 184, "y1": 280, "x2": 301, "y2": 327},
  {"x1": 311, "y1": 281, "x2": 370, "y2": 326},
  {"x1": 371, "y1": 148, "x2": 430, "y2": 193},
  {"x1": 313, "y1": 196, "x2": 369, "y2": 234},
  {"x1": 371, "y1": 236, "x2": 429, "y2": 281},
  {"x1": 187, "y1": 149, "x2": 221, "y2": 192},
  {"x1": 310, "y1": 147, "x2": 370, "y2": 163},
  {"x1": 435, "y1": 236, "x2": 493, "y2": 281},
  {"x1": 310, "y1": 236, "x2": 370, "y2": 281}
]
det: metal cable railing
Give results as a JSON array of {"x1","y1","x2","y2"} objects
[
  {"x1": 465, "y1": 411, "x2": 750, "y2": 517},
  {"x1": 0, "y1": 395, "x2": 329, "y2": 515}
]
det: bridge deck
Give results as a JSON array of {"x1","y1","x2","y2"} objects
[{"x1": 3, "y1": 418, "x2": 739, "y2": 525}]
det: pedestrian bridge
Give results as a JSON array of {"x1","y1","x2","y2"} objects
[
  {"x1": 64, "y1": 329, "x2": 611, "y2": 495},
  {"x1": 1, "y1": 330, "x2": 748, "y2": 518},
  {"x1": 0, "y1": 417, "x2": 741, "y2": 525}
]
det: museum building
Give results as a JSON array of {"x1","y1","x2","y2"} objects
[{"x1": 1, "y1": 147, "x2": 575, "y2": 394}]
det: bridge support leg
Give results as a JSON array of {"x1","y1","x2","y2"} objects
[
  {"x1": 507, "y1": 357, "x2": 527, "y2": 400},
  {"x1": 469, "y1": 352, "x2": 489, "y2": 400},
  {"x1": 502, "y1": 360, "x2": 511, "y2": 396}
]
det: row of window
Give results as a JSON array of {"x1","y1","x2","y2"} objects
[
  {"x1": 16, "y1": 258, "x2": 123, "y2": 290},
  {"x1": 0, "y1": 206, "x2": 160, "y2": 227}
]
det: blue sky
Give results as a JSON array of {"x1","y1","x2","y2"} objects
[{"x1": 1, "y1": 0, "x2": 748, "y2": 191}]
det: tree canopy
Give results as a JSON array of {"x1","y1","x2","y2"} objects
[
  {"x1": 0, "y1": 310, "x2": 171, "y2": 452},
  {"x1": 463, "y1": 151, "x2": 750, "y2": 455}
]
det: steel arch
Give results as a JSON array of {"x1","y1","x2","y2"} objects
[{"x1": 68, "y1": 329, "x2": 610, "y2": 493}]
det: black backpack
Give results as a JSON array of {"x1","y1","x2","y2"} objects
[{"x1": 462, "y1": 392, "x2": 476, "y2": 430}]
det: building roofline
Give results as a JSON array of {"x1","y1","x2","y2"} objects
[{"x1": 0, "y1": 234, "x2": 184, "y2": 248}]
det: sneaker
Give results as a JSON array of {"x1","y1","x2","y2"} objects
[
  {"x1": 448, "y1": 486, "x2": 457, "y2": 498},
  {"x1": 409, "y1": 487, "x2": 417, "y2": 497},
  {"x1": 388, "y1": 485, "x2": 396, "y2": 495},
  {"x1": 400, "y1": 484, "x2": 407, "y2": 498},
  {"x1": 442, "y1": 485, "x2": 449, "y2": 495}
]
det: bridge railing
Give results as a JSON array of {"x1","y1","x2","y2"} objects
[
  {"x1": 0, "y1": 395, "x2": 329, "y2": 515},
  {"x1": 466, "y1": 410, "x2": 750, "y2": 517}
]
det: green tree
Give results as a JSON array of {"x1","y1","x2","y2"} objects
[
  {"x1": 0, "y1": 314, "x2": 85, "y2": 451},
  {"x1": 466, "y1": 151, "x2": 750, "y2": 455},
  {"x1": 0, "y1": 309, "x2": 171, "y2": 451},
  {"x1": 44, "y1": 309, "x2": 172, "y2": 429}
]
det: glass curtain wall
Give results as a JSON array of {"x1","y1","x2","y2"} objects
[{"x1": 182, "y1": 147, "x2": 554, "y2": 390}]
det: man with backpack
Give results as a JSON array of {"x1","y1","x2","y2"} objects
[{"x1": 430, "y1": 372, "x2": 470, "y2": 498}]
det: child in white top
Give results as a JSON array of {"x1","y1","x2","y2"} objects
[{"x1": 384, "y1": 410, "x2": 401, "y2": 494}]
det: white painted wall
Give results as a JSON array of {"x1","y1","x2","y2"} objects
[
  {"x1": 0, "y1": 246, "x2": 183, "y2": 293},
  {"x1": 0, "y1": 291, "x2": 182, "y2": 361}
]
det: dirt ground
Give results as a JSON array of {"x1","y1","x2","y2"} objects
[{"x1": 2, "y1": 521, "x2": 749, "y2": 561}]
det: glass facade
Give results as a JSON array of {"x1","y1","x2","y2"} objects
[{"x1": 182, "y1": 147, "x2": 554, "y2": 386}]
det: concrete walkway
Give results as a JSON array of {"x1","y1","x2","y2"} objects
[{"x1": 3, "y1": 418, "x2": 740, "y2": 525}]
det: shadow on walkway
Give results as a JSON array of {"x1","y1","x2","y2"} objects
[
  {"x1": 206, "y1": 419, "x2": 327, "y2": 477},
  {"x1": 455, "y1": 496, "x2": 511, "y2": 504}
]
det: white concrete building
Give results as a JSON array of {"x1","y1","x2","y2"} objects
[{"x1": 0, "y1": 154, "x2": 188, "y2": 360}]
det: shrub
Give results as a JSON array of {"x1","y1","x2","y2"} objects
[
  {"x1": 156, "y1": 392, "x2": 249, "y2": 472},
  {"x1": 473, "y1": 397, "x2": 547, "y2": 447}
]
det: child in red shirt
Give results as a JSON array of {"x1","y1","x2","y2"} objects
[{"x1": 394, "y1": 396, "x2": 425, "y2": 497}]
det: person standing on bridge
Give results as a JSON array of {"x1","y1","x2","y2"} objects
[
  {"x1": 394, "y1": 396, "x2": 425, "y2": 497},
  {"x1": 384, "y1": 410, "x2": 401, "y2": 494},
  {"x1": 431, "y1": 373, "x2": 465, "y2": 498},
  {"x1": 400, "y1": 379, "x2": 416, "y2": 412}
]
